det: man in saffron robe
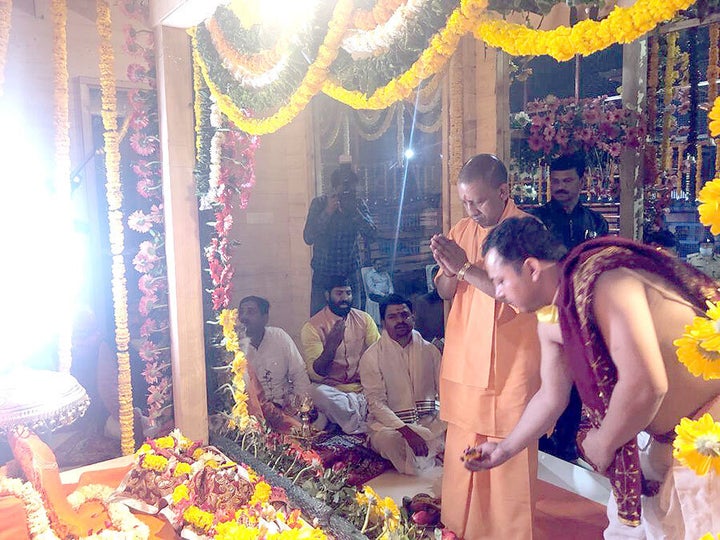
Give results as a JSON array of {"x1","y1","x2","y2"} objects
[
  {"x1": 430, "y1": 154, "x2": 541, "y2": 539},
  {"x1": 469, "y1": 216, "x2": 720, "y2": 538}
]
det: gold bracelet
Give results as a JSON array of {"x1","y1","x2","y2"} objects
[{"x1": 456, "y1": 261, "x2": 472, "y2": 281}]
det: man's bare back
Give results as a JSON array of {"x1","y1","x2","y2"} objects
[{"x1": 548, "y1": 266, "x2": 720, "y2": 435}]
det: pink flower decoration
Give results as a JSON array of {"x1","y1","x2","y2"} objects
[
  {"x1": 128, "y1": 209, "x2": 154, "y2": 233},
  {"x1": 138, "y1": 293, "x2": 158, "y2": 317},
  {"x1": 132, "y1": 159, "x2": 154, "y2": 177},
  {"x1": 129, "y1": 111, "x2": 150, "y2": 131},
  {"x1": 130, "y1": 132, "x2": 158, "y2": 156},
  {"x1": 127, "y1": 63, "x2": 148, "y2": 83}
]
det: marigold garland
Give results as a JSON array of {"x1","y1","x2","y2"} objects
[
  {"x1": 448, "y1": 49, "x2": 464, "y2": 186},
  {"x1": 0, "y1": 0, "x2": 11, "y2": 98},
  {"x1": 219, "y1": 308, "x2": 252, "y2": 430},
  {"x1": 323, "y1": 0, "x2": 488, "y2": 110},
  {"x1": 205, "y1": 16, "x2": 290, "y2": 87},
  {"x1": 661, "y1": 32, "x2": 679, "y2": 174},
  {"x1": 50, "y1": 0, "x2": 74, "y2": 374},
  {"x1": 97, "y1": 0, "x2": 134, "y2": 455},
  {"x1": 673, "y1": 413, "x2": 720, "y2": 475},
  {"x1": 194, "y1": 0, "x2": 353, "y2": 135},
  {"x1": 474, "y1": 0, "x2": 696, "y2": 62},
  {"x1": 352, "y1": 0, "x2": 404, "y2": 31}
]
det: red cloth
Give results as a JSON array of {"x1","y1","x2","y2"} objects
[{"x1": 557, "y1": 236, "x2": 719, "y2": 526}]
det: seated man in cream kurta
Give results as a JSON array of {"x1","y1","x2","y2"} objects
[
  {"x1": 359, "y1": 294, "x2": 445, "y2": 475},
  {"x1": 239, "y1": 296, "x2": 313, "y2": 433},
  {"x1": 301, "y1": 275, "x2": 380, "y2": 434}
]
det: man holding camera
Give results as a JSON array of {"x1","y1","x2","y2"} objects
[{"x1": 304, "y1": 163, "x2": 376, "y2": 316}]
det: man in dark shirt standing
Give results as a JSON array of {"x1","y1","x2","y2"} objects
[
  {"x1": 304, "y1": 163, "x2": 376, "y2": 316},
  {"x1": 531, "y1": 153, "x2": 609, "y2": 249},
  {"x1": 530, "y1": 152, "x2": 609, "y2": 462}
]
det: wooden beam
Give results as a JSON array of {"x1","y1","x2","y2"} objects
[
  {"x1": 154, "y1": 25, "x2": 209, "y2": 442},
  {"x1": 619, "y1": 38, "x2": 648, "y2": 240}
]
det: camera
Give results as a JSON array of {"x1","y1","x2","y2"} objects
[{"x1": 338, "y1": 189, "x2": 357, "y2": 209}]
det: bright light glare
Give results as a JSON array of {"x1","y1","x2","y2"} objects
[
  {"x1": 233, "y1": 0, "x2": 319, "y2": 34},
  {"x1": 0, "y1": 106, "x2": 85, "y2": 371},
  {"x1": 404, "y1": 148, "x2": 415, "y2": 160}
]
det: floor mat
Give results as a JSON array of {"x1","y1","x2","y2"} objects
[{"x1": 311, "y1": 432, "x2": 392, "y2": 486}]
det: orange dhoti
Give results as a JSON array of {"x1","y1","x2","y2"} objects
[{"x1": 442, "y1": 423, "x2": 538, "y2": 540}]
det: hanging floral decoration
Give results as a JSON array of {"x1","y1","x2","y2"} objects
[
  {"x1": 0, "y1": 0, "x2": 11, "y2": 98},
  {"x1": 198, "y1": 101, "x2": 259, "y2": 313},
  {"x1": 323, "y1": 0, "x2": 487, "y2": 111},
  {"x1": 194, "y1": 58, "x2": 259, "y2": 423},
  {"x1": 189, "y1": 0, "x2": 693, "y2": 135},
  {"x1": 122, "y1": 2, "x2": 174, "y2": 430},
  {"x1": 97, "y1": 0, "x2": 134, "y2": 456},
  {"x1": 50, "y1": 0, "x2": 74, "y2": 374},
  {"x1": 218, "y1": 308, "x2": 251, "y2": 431},
  {"x1": 474, "y1": 0, "x2": 695, "y2": 62},
  {"x1": 673, "y1": 413, "x2": 720, "y2": 476},
  {"x1": 193, "y1": 0, "x2": 353, "y2": 135}
]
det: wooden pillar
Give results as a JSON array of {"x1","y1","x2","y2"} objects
[
  {"x1": 620, "y1": 39, "x2": 647, "y2": 240},
  {"x1": 443, "y1": 39, "x2": 510, "y2": 232},
  {"x1": 154, "y1": 25, "x2": 208, "y2": 442}
]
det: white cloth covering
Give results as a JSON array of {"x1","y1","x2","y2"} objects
[
  {"x1": 604, "y1": 433, "x2": 720, "y2": 539},
  {"x1": 245, "y1": 326, "x2": 312, "y2": 408},
  {"x1": 310, "y1": 384, "x2": 367, "y2": 435},
  {"x1": 359, "y1": 330, "x2": 445, "y2": 474}
]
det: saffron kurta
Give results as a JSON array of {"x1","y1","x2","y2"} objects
[
  {"x1": 301, "y1": 306, "x2": 380, "y2": 434},
  {"x1": 438, "y1": 200, "x2": 541, "y2": 540}
]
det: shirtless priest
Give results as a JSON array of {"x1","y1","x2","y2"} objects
[
  {"x1": 359, "y1": 294, "x2": 445, "y2": 475},
  {"x1": 466, "y1": 216, "x2": 720, "y2": 538}
]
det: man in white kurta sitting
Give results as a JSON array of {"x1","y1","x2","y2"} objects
[
  {"x1": 301, "y1": 276, "x2": 380, "y2": 434},
  {"x1": 359, "y1": 293, "x2": 445, "y2": 475},
  {"x1": 239, "y1": 296, "x2": 314, "y2": 432}
]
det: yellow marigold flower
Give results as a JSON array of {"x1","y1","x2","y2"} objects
[
  {"x1": 673, "y1": 413, "x2": 720, "y2": 475},
  {"x1": 356, "y1": 485, "x2": 379, "y2": 507},
  {"x1": 174, "y1": 462, "x2": 192, "y2": 477},
  {"x1": 135, "y1": 443, "x2": 152, "y2": 455},
  {"x1": 698, "y1": 178, "x2": 720, "y2": 235},
  {"x1": 183, "y1": 505, "x2": 215, "y2": 531},
  {"x1": 379, "y1": 496, "x2": 400, "y2": 531},
  {"x1": 172, "y1": 484, "x2": 190, "y2": 503},
  {"x1": 698, "y1": 534, "x2": 720, "y2": 540},
  {"x1": 141, "y1": 453, "x2": 169, "y2": 472},
  {"x1": 215, "y1": 521, "x2": 261, "y2": 540},
  {"x1": 218, "y1": 308, "x2": 237, "y2": 330},
  {"x1": 249, "y1": 481, "x2": 272, "y2": 506},
  {"x1": 674, "y1": 333, "x2": 720, "y2": 381},
  {"x1": 154, "y1": 436, "x2": 175, "y2": 449},
  {"x1": 709, "y1": 97, "x2": 720, "y2": 137},
  {"x1": 193, "y1": 448, "x2": 205, "y2": 460}
]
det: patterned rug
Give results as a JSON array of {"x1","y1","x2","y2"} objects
[{"x1": 311, "y1": 433, "x2": 392, "y2": 486}]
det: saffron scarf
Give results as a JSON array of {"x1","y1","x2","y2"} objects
[{"x1": 557, "y1": 237, "x2": 718, "y2": 526}]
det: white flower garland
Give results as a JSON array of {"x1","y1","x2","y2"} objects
[
  {"x1": 67, "y1": 484, "x2": 149, "y2": 540},
  {"x1": 341, "y1": 0, "x2": 427, "y2": 59},
  {"x1": 202, "y1": 101, "x2": 225, "y2": 209},
  {"x1": 0, "y1": 476, "x2": 57, "y2": 540}
]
